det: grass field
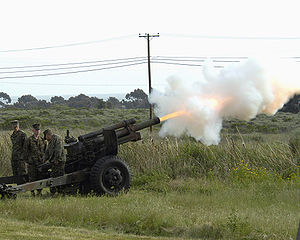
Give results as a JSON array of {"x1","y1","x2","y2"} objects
[
  {"x1": 0, "y1": 179, "x2": 298, "y2": 240},
  {"x1": 0, "y1": 108, "x2": 299, "y2": 239}
]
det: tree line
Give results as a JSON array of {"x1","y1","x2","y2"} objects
[
  {"x1": 1, "y1": 89, "x2": 300, "y2": 113},
  {"x1": 0, "y1": 89, "x2": 149, "y2": 109},
  {"x1": 280, "y1": 94, "x2": 300, "y2": 113}
]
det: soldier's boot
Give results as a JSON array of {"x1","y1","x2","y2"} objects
[
  {"x1": 37, "y1": 189, "x2": 42, "y2": 197},
  {"x1": 50, "y1": 187, "x2": 56, "y2": 196},
  {"x1": 57, "y1": 186, "x2": 65, "y2": 196},
  {"x1": 31, "y1": 190, "x2": 35, "y2": 197}
]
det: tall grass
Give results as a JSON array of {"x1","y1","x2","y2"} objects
[
  {"x1": 119, "y1": 134, "x2": 299, "y2": 182},
  {"x1": 0, "y1": 132, "x2": 12, "y2": 176}
]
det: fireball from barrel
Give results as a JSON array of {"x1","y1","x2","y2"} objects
[{"x1": 151, "y1": 58, "x2": 300, "y2": 145}]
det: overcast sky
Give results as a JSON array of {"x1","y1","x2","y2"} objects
[{"x1": 1, "y1": 0, "x2": 300, "y2": 99}]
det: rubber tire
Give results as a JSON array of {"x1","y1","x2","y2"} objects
[{"x1": 90, "y1": 155, "x2": 131, "y2": 196}]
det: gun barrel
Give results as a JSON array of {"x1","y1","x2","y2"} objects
[
  {"x1": 91, "y1": 117, "x2": 161, "y2": 145},
  {"x1": 131, "y1": 117, "x2": 161, "y2": 132},
  {"x1": 115, "y1": 117, "x2": 160, "y2": 139},
  {"x1": 78, "y1": 118, "x2": 136, "y2": 141}
]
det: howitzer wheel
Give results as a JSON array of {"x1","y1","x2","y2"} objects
[{"x1": 90, "y1": 155, "x2": 131, "y2": 196}]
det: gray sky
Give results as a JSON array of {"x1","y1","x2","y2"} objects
[{"x1": 1, "y1": 0, "x2": 300, "y2": 98}]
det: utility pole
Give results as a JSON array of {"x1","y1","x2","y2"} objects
[{"x1": 139, "y1": 33, "x2": 160, "y2": 133}]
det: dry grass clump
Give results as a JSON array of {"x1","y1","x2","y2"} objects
[{"x1": 0, "y1": 132, "x2": 12, "y2": 176}]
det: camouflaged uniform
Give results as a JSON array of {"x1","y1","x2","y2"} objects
[
  {"x1": 10, "y1": 130, "x2": 27, "y2": 176},
  {"x1": 23, "y1": 135, "x2": 46, "y2": 182},
  {"x1": 45, "y1": 134, "x2": 66, "y2": 178}
]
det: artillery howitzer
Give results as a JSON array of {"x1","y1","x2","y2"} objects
[{"x1": 0, "y1": 117, "x2": 160, "y2": 198}]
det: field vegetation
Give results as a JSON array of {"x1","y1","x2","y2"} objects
[{"x1": 0, "y1": 108, "x2": 299, "y2": 240}]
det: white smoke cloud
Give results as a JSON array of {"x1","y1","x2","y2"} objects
[{"x1": 149, "y1": 58, "x2": 300, "y2": 145}]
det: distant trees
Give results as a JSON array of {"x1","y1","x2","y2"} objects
[
  {"x1": 50, "y1": 96, "x2": 65, "y2": 105},
  {"x1": 0, "y1": 92, "x2": 11, "y2": 107},
  {"x1": 280, "y1": 94, "x2": 300, "y2": 113},
  {"x1": 12, "y1": 95, "x2": 51, "y2": 109},
  {"x1": 122, "y1": 88, "x2": 149, "y2": 109},
  {"x1": 2, "y1": 89, "x2": 300, "y2": 113},
  {"x1": 106, "y1": 97, "x2": 122, "y2": 109},
  {"x1": 0, "y1": 88, "x2": 150, "y2": 110},
  {"x1": 15, "y1": 95, "x2": 38, "y2": 108},
  {"x1": 51, "y1": 94, "x2": 105, "y2": 109},
  {"x1": 1, "y1": 90, "x2": 299, "y2": 113},
  {"x1": 68, "y1": 94, "x2": 97, "y2": 108}
]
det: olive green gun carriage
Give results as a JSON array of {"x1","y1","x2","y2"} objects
[{"x1": 0, "y1": 117, "x2": 160, "y2": 199}]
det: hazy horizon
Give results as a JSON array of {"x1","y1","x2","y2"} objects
[{"x1": 10, "y1": 93, "x2": 127, "y2": 103}]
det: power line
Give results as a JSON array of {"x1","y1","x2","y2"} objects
[
  {"x1": 0, "y1": 61, "x2": 147, "y2": 80},
  {"x1": 154, "y1": 57, "x2": 241, "y2": 63},
  {"x1": 3, "y1": 32, "x2": 300, "y2": 54},
  {"x1": 152, "y1": 61, "x2": 203, "y2": 67},
  {"x1": 0, "y1": 81, "x2": 155, "y2": 87},
  {"x1": 0, "y1": 59, "x2": 246, "y2": 79},
  {"x1": 0, "y1": 56, "x2": 239, "y2": 70},
  {"x1": 0, "y1": 56, "x2": 146, "y2": 69},
  {"x1": 155, "y1": 56, "x2": 250, "y2": 60},
  {"x1": 0, "y1": 58, "x2": 227, "y2": 79},
  {"x1": 0, "y1": 59, "x2": 147, "y2": 74},
  {"x1": 162, "y1": 33, "x2": 300, "y2": 40},
  {"x1": 152, "y1": 61, "x2": 225, "y2": 68},
  {"x1": 155, "y1": 56, "x2": 300, "y2": 60},
  {"x1": 207, "y1": 56, "x2": 248, "y2": 59},
  {"x1": 2, "y1": 55, "x2": 299, "y2": 71},
  {"x1": 155, "y1": 56, "x2": 207, "y2": 59},
  {"x1": 2, "y1": 55, "x2": 300, "y2": 80},
  {"x1": 0, "y1": 35, "x2": 136, "y2": 53},
  {"x1": 212, "y1": 60, "x2": 241, "y2": 63},
  {"x1": 154, "y1": 57, "x2": 206, "y2": 62},
  {"x1": 155, "y1": 56, "x2": 250, "y2": 59}
]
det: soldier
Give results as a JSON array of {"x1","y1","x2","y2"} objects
[
  {"x1": 23, "y1": 123, "x2": 46, "y2": 196},
  {"x1": 43, "y1": 129, "x2": 65, "y2": 194},
  {"x1": 10, "y1": 120, "x2": 27, "y2": 182}
]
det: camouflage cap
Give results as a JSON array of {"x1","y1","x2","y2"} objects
[
  {"x1": 11, "y1": 120, "x2": 19, "y2": 126},
  {"x1": 43, "y1": 129, "x2": 51, "y2": 135},
  {"x1": 43, "y1": 129, "x2": 52, "y2": 140},
  {"x1": 32, "y1": 123, "x2": 41, "y2": 130}
]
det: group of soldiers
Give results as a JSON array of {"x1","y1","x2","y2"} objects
[{"x1": 10, "y1": 120, "x2": 65, "y2": 196}]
